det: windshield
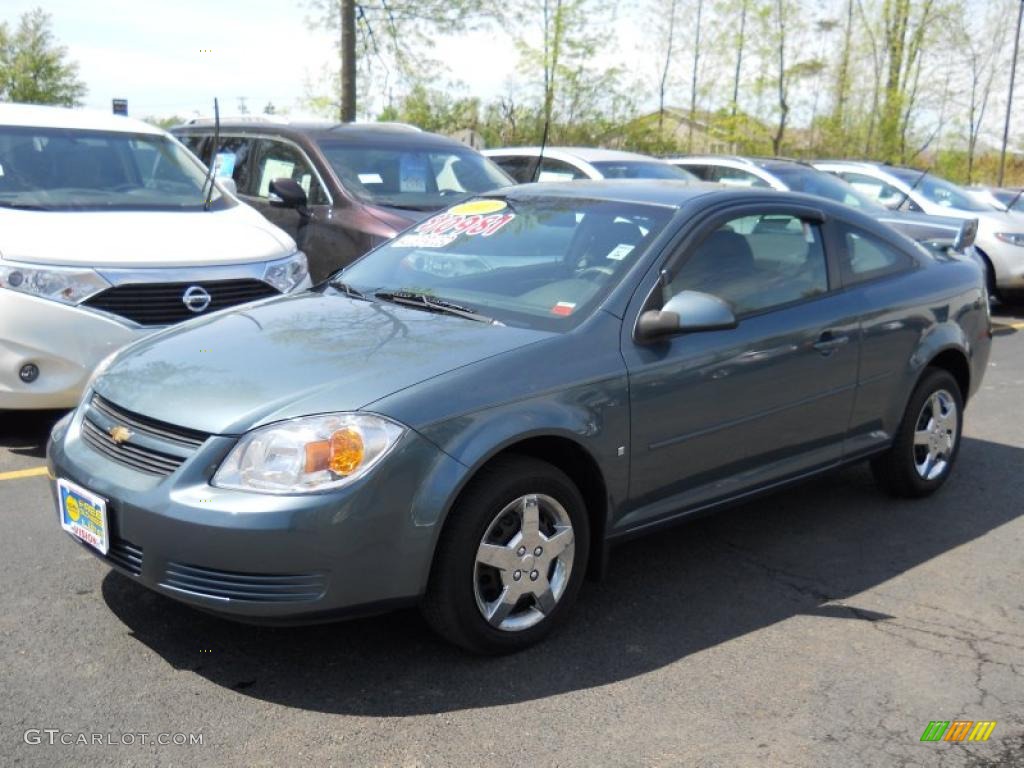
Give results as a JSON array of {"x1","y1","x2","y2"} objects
[
  {"x1": 318, "y1": 141, "x2": 512, "y2": 211},
  {"x1": 337, "y1": 197, "x2": 674, "y2": 330},
  {"x1": 769, "y1": 166, "x2": 882, "y2": 210},
  {"x1": 0, "y1": 126, "x2": 230, "y2": 211},
  {"x1": 887, "y1": 168, "x2": 990, "y2": 212},
  {"x1": 590, "y1": 161, "x2": 696, "y2": 180}
]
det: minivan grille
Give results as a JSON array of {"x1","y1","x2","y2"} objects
[
  {"x1": 83, "y1": 279, "x2": 279, "y2": 326},
  {"x1": 161, "y1": 562, "x2": 327, "y2": 603},
  {"x1": 81, "y1": 395, "x2": 208, "y2": 477}
]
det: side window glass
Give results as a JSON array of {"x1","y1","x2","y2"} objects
[
  {"x1": 839, "y1": 225, "x2": 914, "y2": 285},
  {"x1": 178, "y1": 135, "x2": 207, "y2": 162},
  {"x1": 538, "y1": 157, "x2": 585, "y2": 182},
  {"x1": 491, "y1": 156, "x2": 533, "y2": 184},
  {"x1": 208, "y1": 136, "x2": 254, "y2": 195},
  {"x1": 840, "y1": 172, "x2": 903, "y2": 208},
  {"x1": 254, "y1": 140, "x2": 327, "y2": 204},
  {"x1": 669, "y1": 213, "x2": 828, "y2": 316},
  {"x1": 680, "y1": 164, "x2": 712, "y2": 180},
  {"x1": 711, "y1": 166, "x2": 771, "y2": 188}
]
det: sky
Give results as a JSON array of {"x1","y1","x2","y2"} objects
[{"x1": 3, "y1": 0, "x2": 524, "y2": 119}]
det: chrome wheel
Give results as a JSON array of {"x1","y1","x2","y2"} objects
[
  {"x1": 473, "y1": 493, "x2": 575, "y2": 632},
  {"x1": 913, "y1": 389, "x2": 958, "y2": 480}
]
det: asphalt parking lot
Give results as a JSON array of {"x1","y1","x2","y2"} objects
[{"x1": 1, "y1": 308, "x2": 1023, "y2": 768}]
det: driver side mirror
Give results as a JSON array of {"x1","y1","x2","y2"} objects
[
  {"x1": 269, "y1": 178, "x2": 310, "y2": 218},
  {"x1": 636, "y1": 290, "x2": 737, "y2": 343}
]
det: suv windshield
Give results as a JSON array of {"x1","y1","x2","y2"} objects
[
  {"x1": 769, "y1": 165, "x2": 882, "y2": 210},
  {"x1": 0, "y1": 126, "x2": 229, "y2": 211},
  {"x1": 590, "y1": 161, "x2": 696, "y2": 180},
  {"x1": 887, "y1": 168, "x2": 990, "y2": 212},
  {"x1": 337, "y1": 197, "x2": 673, "y2": 330},
  {"x1": 319, "y1": 141, "x2": 511, "y2": 211}
]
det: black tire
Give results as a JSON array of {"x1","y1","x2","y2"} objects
[
  {"x1": 421, "y1": 455, "x2": 590, "y2": 654},
  {"x1": 871, "y1": 368, "x2": 964, "y2": 498}
]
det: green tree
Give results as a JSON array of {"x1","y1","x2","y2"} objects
[
  {"x1": 0, "y1": 8, "x2": 85, "y2": 106},
  {"x1": 303, "y1": 0, "x2": 493, "y2": 121}
]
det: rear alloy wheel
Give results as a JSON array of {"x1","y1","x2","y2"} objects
[
  {"x1": 422, "y1": 456, "x2": 589, "y2": 653},
  {"x1": 872, "y1": 368, "x2": 963, "y2": 497}
]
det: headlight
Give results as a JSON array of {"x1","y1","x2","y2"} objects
[
  {"x1": 262, "y1": 251, "x2": 308, "y2": 293},
  {"x1": 212, "y1": 413, "x2": 405, "y2": 494},
  {"x1": 994, "y1": 233, "x2": 1024, "y2": 247},
  {"x1": 0, "y1": 260, "x2": 110, "y2": 304}
]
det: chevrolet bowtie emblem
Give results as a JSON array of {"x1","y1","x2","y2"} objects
[{"x1": 108, "y1": 425, "x2": 133, "y2": 444}]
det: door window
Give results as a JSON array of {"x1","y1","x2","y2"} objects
[
  {"x1": 490, "y1": 156, "x2": 534, "y2": 184},
  {"x1": 253, "y1": 139, "x2": 327, "y2": 204},
  {"x1": 710, "y1": 166, "x2": 772, "y2": 188},
  {"x1": 538, "y1": 157, "x2": 587, "y2": 182},
  {"x1": 838, "y1": 225, "x2": 914, "y2": 285},
  {"x1": 836, "y1": 171, "x2": 904, "y2": 208},
  {"x1": 669, "y1": 213, "x2": 828, "y2": 316}
]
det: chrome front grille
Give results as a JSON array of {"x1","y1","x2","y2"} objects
[
  {"x1": 80, "y1": 394, "x2": 208, "y2": 477},
  {"x1": 161, "y1": 562, "x2": 327, "y2": 603},
  {"x1": 83, "y1": 279, "x2": 279, "y2": 326}
]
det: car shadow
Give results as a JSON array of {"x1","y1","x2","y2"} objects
[
  {"x1": 101, "y1": 436, "x2": 1023, "y2": 716},
  {"x1": 0, "y1": 410, "x2": 67, "y2": 459}
]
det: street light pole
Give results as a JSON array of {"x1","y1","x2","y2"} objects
[{"x1": 998, "y1": 0, "x2": 1024, "y2": 186}]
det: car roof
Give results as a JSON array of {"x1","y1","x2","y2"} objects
[
  {"x1": 172, "y1": 117, "x2": 469, "y2": 150},
  {"x1": 484, "y1": 146, "x2": 665, "y2": 163},
  {"x1": 669, "y1": 154, "x2": 815, "y2": 172},
  {"x1": 0, "y1": 103, "x2": 164, "y2": 135}
]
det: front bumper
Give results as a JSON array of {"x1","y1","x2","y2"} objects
[
  {"x1": 978, "y1": 235, "x2": 1024, "y2": 290},
  {"x1": 46, "y1": 403, "x2": 465, "y2": 622},
  {"x1": 0, "y1": 291, "x2": 150, "y2": 410}
]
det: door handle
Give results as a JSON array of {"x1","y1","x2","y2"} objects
[{"x1": 813, "y1": 331, "x2": 850, "y2": 355}]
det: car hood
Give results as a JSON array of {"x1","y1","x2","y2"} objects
[
  {"x1": 0, "y1": 205, "x2": 295, "y2": 267},
  {"x1": 93, "y1": 292, "x2": 549, "y2": 435}
]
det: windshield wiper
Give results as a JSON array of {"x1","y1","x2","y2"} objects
[
  {"x1": 374, "y1": 290, "x2": 501, "y2": 324},
  {"x1": 326, "y1": 278, "x2": 369, "y2": 300}
]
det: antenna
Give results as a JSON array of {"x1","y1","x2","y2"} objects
[
  {"x1": 893, "y1": 167, "x2": 928, "y2": 212},
  {"x1": 529, "y1": 112, "x2": 551, "y2": 184},
  {"x1": 202, "y1": 98, "x2": 220, "y2": 211}
]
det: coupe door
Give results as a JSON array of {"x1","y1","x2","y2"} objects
[{"x1": 618, "y1": 207, "x2": 863, "y2": 532}]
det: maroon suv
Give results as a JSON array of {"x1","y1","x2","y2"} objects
[{"x1": 173, "y1": 119, "x2": 513, "y2": 282}]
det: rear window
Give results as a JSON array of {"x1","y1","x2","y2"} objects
[{"x1": 590, "y1": 161, "x2": 696, "y2": 181}]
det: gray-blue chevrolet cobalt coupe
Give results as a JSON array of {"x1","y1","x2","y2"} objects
[{"x1": 48, "y1": 181, "x2": 991, "y2": 653}]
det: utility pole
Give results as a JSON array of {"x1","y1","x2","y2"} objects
[
  {"x1": 340, "y1": 0, "x2": 356, "y2": 122},
  {"x1": 999, "y1": 0, "x2": 1023, "y2": 186}
]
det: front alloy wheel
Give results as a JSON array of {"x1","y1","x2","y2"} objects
[
  {"x1": 474, "y1": 493, "x2": 575, "y2": 631},
  {"x1": 422, "y1": 456, "x2": 590, "y2": 653}
]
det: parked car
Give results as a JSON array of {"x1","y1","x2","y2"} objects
[
  {"x1": 49, "y1": 181, "x2": 989, "y2": 653},
  {"x1": 484, "y1": 146, "x2": 698, "y2": 183},
  {"x1": 670, "y1": 156, "x2": 980, "y2": 258},
  {"x1": 966, "y1": 185, "x2": 1024, "y2": 215},
  {"x1": 813, "y1": 161, "x2": 1024, "y2": 302},
  {"x1": 173, "y1": 117, "x2": 513, "y2": 282},
  {"x1": 0, "y1": 104, "x2": 309, "y2": 410}
]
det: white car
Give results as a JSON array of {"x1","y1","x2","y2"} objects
[
  {"x1": 0, "y1": 104, "x2": 310, "y2": 410},
  {"x1": 813, "y1": 161, "x2": 1024, "y2": 301},
  {"x1": 483, "y1": 146, "x2": 697, "y2": 183}
]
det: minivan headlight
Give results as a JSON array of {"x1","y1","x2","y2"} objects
[
  {"x1": 0, "y1": 261, "x2": 110, "y2": 304},
  {"x1": 994, "y1": 233, "x2": 1024, "y2": 247},
  {"x1": 262, "y1": 251, "x2": 308, "y2": 293},
  {"x1": 212, "y1": 413, "x2": 405, "y2": 494}
]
